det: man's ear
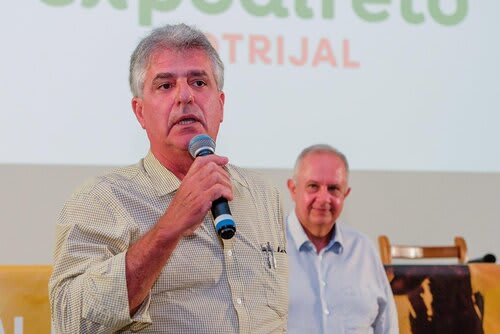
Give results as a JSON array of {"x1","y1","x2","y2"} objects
[
  {"x1": 287, "y1": 178, "x2": 296, "y2": 199},
  {"x1": 219, "y1": 91, "x2": 225, "y2": 123},
  {"x1": 131, "y1": 97, "x2": 146, "y2": 129},
  {"x1": 344, "y1": 187, "x2": 352, "y2": 199}
]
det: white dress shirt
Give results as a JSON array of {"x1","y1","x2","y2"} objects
[{"x1": 286, "y1": 211, "x2": 398, "y2": 334}]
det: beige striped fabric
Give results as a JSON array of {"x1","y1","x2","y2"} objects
[{"x1": 49, "y1": 151, "x2": 288, "y2": 333}]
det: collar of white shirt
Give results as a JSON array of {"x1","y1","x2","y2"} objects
[{"x1": 286, "y1": 211, "x2": 344, "y2": 255}]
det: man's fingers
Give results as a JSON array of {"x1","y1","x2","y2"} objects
[{"x1": 160, "y1": 153, "x2": 233, "y2": 236}]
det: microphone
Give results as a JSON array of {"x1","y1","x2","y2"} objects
[
  {"x1": 188, "y1": 134, "x2": 236, "y2": 240},
  {"x1": 467, "y1": 253, "x2": 496, "y2": 264}
]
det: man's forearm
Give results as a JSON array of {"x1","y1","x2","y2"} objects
[{"x1": 125, "y1": 218, "x2": 183, "y2": 314}]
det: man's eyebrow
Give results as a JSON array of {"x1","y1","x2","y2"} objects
[
  {"x1": 151, "y1": 72, "x2": 174, "y2": 85},
  {"x1": 187, "y1": 70, "x2": 209, "y2": 77},
  {"x1": 151, "y1": 70, "x2": 209, "y2": 84}
]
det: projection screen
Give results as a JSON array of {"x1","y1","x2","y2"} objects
[{"x1": 1, "y1": 1, "x2": 499, "y2": 171}]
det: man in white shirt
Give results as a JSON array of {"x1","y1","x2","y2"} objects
[{"x1": 286, "y1": 144, "x2": 398, "y2": 334}]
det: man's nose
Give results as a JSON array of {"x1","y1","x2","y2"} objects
[
  {"x1": 316, "y1": 187, "x2": 331, "y2": 203},
  {"x1": 176, "y1": 82, "x2": 193, "y2": 104}
]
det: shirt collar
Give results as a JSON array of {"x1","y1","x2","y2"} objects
[
  {"x1": 143, "y1": 151, "x2": 180, "y2": 197},
  {"x1": 287, "y1": 211, "x2": 311, "y2": 251},
  {"x1": 143, "y1": 150, "x2": 248, "y2": 197},
  {"x1": 287, "y1": 210, "x2": 344, "y2": 254}
]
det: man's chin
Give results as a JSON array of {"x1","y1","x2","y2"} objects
[
  {"x1": 170, "y1": 130, "x2": 205, "y2": 148},
  {"x1": 310, "y1": 215, "x2": 334, "y2": 226}
]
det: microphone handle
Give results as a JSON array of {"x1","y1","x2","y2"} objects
[
  {"x1": 189, "y1": 135, "x2": 236, "y2": 239},
  {"x1": 212, "y1": 197, "x2": 232, "y2": 217},
  {"x1": 211, "y1": 197, "x2": 236, "y2": 240}
]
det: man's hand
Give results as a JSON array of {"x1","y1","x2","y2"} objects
[{"x1": 158, "y1": 154, "x2": 233, "y2": 237}]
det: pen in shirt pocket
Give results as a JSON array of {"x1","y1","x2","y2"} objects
[{"x1": 262, "y1": 242, "x2": 277, "y2": 269}]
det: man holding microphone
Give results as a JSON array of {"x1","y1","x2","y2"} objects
[{"x1": 49, "y1": 23, "x2": 287, "y2": 333}]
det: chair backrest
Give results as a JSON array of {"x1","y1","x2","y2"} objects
[
  {"x1": 378, "y1": 235, "x2": 468, "y2": 265},
  {"x1": 0, "y1": 265, "x2": 52, "y2": 333}
]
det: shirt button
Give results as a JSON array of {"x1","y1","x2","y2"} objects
[
  {"x1": 324, "y1": 309, "x2": 330, "y2": 315},
  {"x1": 227, "y1": 250, "x2": 233, "y2": 257},
  {"x1": 321, "y1": 280, "x2": 326, "y2": 287},
  {"x1": 236, "y1": 298, "x2": 242, "y2": 305}
]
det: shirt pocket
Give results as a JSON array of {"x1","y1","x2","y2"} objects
[{"x1": 261, "y1": 252, "x2": 288, "y2": 319}]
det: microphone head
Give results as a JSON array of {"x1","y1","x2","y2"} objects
[{"x1": 188, "y1": 134, "x2": 216, "y2": 158}]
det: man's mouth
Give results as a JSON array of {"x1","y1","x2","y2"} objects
[
  {"x1": 312, "y1": 208, "x2": 331, "y2": 214},
  {"x1": 176, "y1": 118, "x2": 197, "y2": 125}
]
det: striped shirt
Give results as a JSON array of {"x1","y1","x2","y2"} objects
[{"x1": 49, "y1": 151, "x2": 288, "y2": 333}]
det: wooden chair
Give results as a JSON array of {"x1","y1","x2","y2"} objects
[
  {"x1": 378, "y1": 235, "x2": 468, "y2": 265},
  {"x1": 0, "y1": 265, "x2": 52, "y2": 333}
]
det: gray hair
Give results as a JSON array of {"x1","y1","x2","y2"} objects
[
  {"x1": 293, "y1": 144, "x2": 350, "y2": 180},
  {"x1": 129, "y1": 23, "x2": 224, "y2": 98}
]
